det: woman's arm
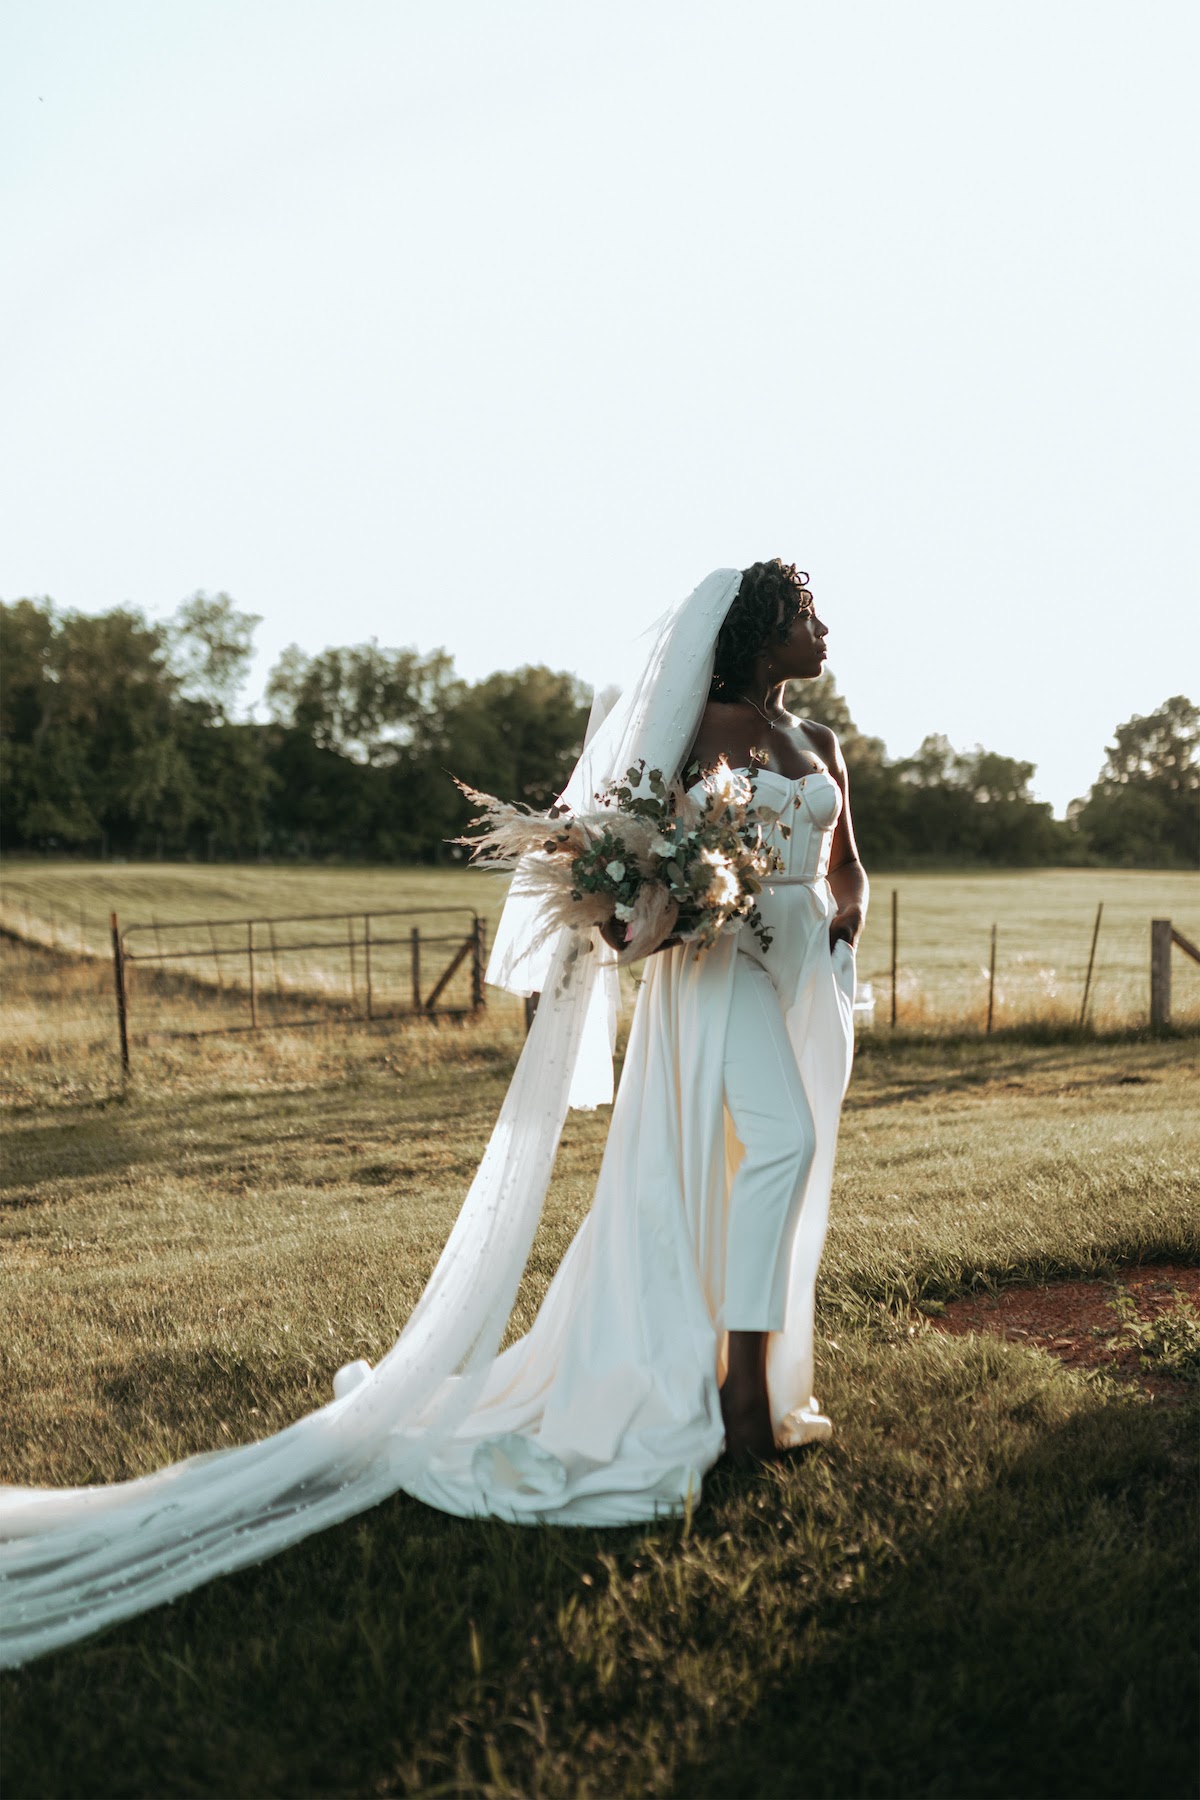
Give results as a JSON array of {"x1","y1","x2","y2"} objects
[{"x1": 805, "y1": 722, "x2": 869, "y2": 950}]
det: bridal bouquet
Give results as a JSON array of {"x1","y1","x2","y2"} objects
[{"x1": 453, "y1": 758, "x2": 789, "y2": 963}]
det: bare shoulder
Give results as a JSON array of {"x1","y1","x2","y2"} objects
[{"x1": 798, "y1": 717, "x2": 844, "y2": 771}]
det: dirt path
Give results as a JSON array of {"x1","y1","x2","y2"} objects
[{"x1": 933, "y1": 1263, "x2": 1200, "y2": 1400}]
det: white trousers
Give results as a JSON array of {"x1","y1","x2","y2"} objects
[{"x1": 722, "y1": 953, "x2": 816, "y2": 1331}]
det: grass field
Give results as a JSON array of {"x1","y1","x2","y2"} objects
[
  {"x1": 3, "y1": 859, "x2": 1199, "y2": 1036},
  {"x1": 1, "y1": 934, "x2": 1197, "y2": 1798}
]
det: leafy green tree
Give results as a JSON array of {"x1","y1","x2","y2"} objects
[
  {"x1": 447, "y1": 667, "x2": 591, "y2": 807},
  {"x1": 262, "y1": 726, "x2": 382, "y2": 859},
  {"x1": 0, "y1": 599, "x2": 102, "y2": 845},
  {"x1": 167, "y1": 592, "x2": 262, "y2": 718},
  {"x1": 890, "y1": 735, "x2": 1068, "y2": 863},
  {"x1": 0, "y1": 598, "x2": 199, "y2": 853},
  {"x1": 383, "y1": 665, "x2": 590, "y2": 863},
  {"x1": 174, "y1": 711, "x2": 274, "y2": 860},
  {"x1": 955, "y1": 747, "x2": 1066, "y2": 863},
  {"x1": 57, "y1": 607, "x2": 198, "y2": 853},
  {"x1": 266, "y1": 640, "x2": 463, "y2": 767},
  {"x1": 1074, "y1": 696, "x2": 1199, "y2": 866}
]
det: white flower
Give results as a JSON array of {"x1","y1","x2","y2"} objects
[
  {"x1": 707, "y1": 762, "x2": 736, "y2": 803},
  {"x1": 605, "y1": 860, "x2": 625, "y2": 882},
  {"x1": 650, "y1": 835, "x2": 676, "y2": 857},
  {"x1": 613, "y1": 901, "x2": 635, "y2": 921},
  {"x1": 700, "y1": 849, "x2": 740, "y2": 908}
]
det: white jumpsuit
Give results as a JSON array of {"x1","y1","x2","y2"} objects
[
  {"x1": 401, "y1": 763, "x2": 859, "y2": 1519},
  {"x1": 721, "y1": 766, "x2": 846, "y2": 1329}
]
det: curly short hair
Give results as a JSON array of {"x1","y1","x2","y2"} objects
[{"x1": 709, "y1": 561, "x2": 814, "y2": 699}]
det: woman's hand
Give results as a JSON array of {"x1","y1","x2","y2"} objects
[
  {"x1": 598, "y1": 919, "x2": 682, "y2": 956},
  {"x1": 598, "y1": 918, "x2": 626, "y2": 953},
  {"x1": 828, "y1": 906, "x2": 863, "y2": 953}
]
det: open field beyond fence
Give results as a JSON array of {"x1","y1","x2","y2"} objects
[
  {"x1": 1, "y1": 928, "x2": 1196, "y2": 1798},
  {"x1": 2, "y1": 862, "x2": 1198, "y2": 1049}
]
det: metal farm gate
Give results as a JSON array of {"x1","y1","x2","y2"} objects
[{"x1": 108, "y1": 906, "x2": 486, "y2": 1073}]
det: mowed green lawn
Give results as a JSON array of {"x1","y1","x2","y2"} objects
[
  {"x1": 3, "y1": 858, "x2": 1200, "y2": 1030},
  {"x1": 1, "y1": 935, "x2": 1197, "y2": 1799}
]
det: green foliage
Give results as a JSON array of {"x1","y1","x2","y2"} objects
[
  {"x1": 167, "y1": 592, "x2": 261, "y2": 718},
  {"x1": 2, "y1": 600, "x2": 1193, "y2": 868},
  {"x1": 1073, "y1": 695, "x2": 1199, "y2": 867},
  {"x1": 0, "y1": 601, "x2": 587, "y2": 865},
  {"x1": 1107, "y1": 1286, "x2": 1200, "y2": 1383},
  {"x1": 266, "y1": 638, "x2": 463, "y2": 766}
]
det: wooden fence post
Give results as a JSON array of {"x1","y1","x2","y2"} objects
[
  {"x1": 890, "y1": 888, "x2": 898, "y2": 1028},
  {"x1": 110, "y1": 911, "x2": 130, "y2": 1076},
  {"x1": 1150, "y1": 919, "x2": 1172, "y2": 1027},
  {"x1": 1080, "y1": 901, "x2": 1103, "y2": 1027},
  {"x1": 411, "y1": 926, "x2": 421, "y2": 1014},
  {"x1": 986, "y1": 923, "x2": 997, "y2": 1033},
  {"x1": 1171, "y1": 924, "x2": 1200, "y2": 965}
]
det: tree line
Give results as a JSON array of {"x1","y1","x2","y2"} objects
[{"x1": 1, "y1": 595, "x2": 1196, "y2": 868}]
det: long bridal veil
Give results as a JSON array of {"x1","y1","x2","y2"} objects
[{"x1": 0, "y1": 569, "x2": 744, "y2": 1668}]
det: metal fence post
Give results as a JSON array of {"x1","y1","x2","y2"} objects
[
  {"x1": 110, "y1": 911, "x2": 130, "y2": 1076},
  {"x1": 890, "y1": 888, "x2": 898, "y2": 1028},
  {"x1": 986, "y1": 923, "x2": 997, "y2": 1033},
  {"x1": 247, "y1": 920, "x2": 258, "y2": 1028},
  {"x1": 364, "y1": 914, "x2": 373, "y2": 1020},
  {"x1": 471, "y1": 916, "x2": 485, "y2": 1014},
  {"x1": 1080, "y1": 901, "x2": 1103, "y2": 1027},
  {"x1": 348, "y1": 916, "x2": 357, "y2": 1008}
]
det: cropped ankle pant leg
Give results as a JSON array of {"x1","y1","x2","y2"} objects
[{"x1": 721, "y1": 953, "x2": 816, "y2": 1331}]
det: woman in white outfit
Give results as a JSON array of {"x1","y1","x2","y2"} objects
[
  {"x1": 678, "y1": 558, "x2": 867, "y2": 1460},
  {"x1": 0, "y1": 560, "x2": 866, "y2": 1664}
]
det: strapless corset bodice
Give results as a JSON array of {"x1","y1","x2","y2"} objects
[
  {"x1": 686, "y1": 765, "x2": 843, "y2": 1004},
  {"x1": 686, "y1": 766, "x2": 842, "y2": 884},
  {"x1": 745, "y1": 767, "x2": 841, "y2": 883}
]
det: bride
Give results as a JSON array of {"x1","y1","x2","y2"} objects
[{"x1": 0, "y1": 561, "x2": 866, "y2": 1667}]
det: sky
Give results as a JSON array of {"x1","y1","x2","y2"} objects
[{"x1": 2, "y1": 0, "x2": 1197, "y2": 817}]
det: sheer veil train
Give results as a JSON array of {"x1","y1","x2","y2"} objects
[{"x1": 1, "y1": 568, "x2": 781, "y2": 1668}]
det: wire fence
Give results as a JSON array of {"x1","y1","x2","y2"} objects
[
  {"x1": 2, "y1": 869, "x2": 1198, "y2": 1042},
  {"x1": 107, "y1": 907, "x2": 485, "y2": 1070},
  {"x1": 849, "y1": 872, "x2": 1200, "y2": 1032}
]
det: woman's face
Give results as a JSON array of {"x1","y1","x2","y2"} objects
[{"x1": 771, "y1": 597, "x2": 828, "y2": 682}]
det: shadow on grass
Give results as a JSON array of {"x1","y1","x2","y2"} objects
[
  {"x1": 2, "y1": 1391, "x2": 1195, "y2": 1799},
  {"x1": 1, "y1": 1071, "x2": 509, "y2": 1197},
  {"x1": 676, "y1": 1399, "x2": 1199, "y2": 1800},
  {"x1": 847, "y1": 1034, "x2": 1193, "y2": 1112}
]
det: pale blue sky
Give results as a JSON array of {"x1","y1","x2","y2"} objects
[{"x1": 2, "y1": 0, "x2": 1197, "y2": 816}]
